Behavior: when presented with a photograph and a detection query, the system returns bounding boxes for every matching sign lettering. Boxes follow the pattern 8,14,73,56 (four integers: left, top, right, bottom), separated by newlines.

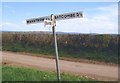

26,11,83,24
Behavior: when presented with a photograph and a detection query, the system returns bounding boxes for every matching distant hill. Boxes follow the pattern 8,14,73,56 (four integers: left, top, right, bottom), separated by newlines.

2,31,118,36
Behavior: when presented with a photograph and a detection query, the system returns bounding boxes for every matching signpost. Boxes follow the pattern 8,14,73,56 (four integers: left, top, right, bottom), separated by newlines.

26,11,82,24
26,11,83,81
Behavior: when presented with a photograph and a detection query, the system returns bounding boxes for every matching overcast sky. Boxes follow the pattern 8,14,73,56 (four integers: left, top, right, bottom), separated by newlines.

1,2,118,34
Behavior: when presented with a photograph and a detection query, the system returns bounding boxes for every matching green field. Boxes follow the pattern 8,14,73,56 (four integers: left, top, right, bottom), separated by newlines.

2,66,95,81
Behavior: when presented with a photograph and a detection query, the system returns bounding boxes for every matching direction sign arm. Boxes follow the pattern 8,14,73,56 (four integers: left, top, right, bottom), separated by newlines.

26,11,83,24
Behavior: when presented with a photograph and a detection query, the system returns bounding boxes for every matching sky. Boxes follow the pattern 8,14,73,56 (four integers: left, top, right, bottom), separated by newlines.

1,2,118,34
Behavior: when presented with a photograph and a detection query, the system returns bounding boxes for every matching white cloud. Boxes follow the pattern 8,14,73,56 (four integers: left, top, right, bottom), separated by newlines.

2,21,50,31
56,4,118,34
97,4,118,14
3,22,17,26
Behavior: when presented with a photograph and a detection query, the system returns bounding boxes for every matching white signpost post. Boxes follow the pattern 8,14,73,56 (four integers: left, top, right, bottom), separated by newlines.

26,11,83,81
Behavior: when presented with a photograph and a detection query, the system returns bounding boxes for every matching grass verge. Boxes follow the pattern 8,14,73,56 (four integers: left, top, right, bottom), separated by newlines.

2,66,95,81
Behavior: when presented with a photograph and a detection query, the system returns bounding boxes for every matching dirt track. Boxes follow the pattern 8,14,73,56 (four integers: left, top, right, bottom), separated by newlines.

2,51,118,81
